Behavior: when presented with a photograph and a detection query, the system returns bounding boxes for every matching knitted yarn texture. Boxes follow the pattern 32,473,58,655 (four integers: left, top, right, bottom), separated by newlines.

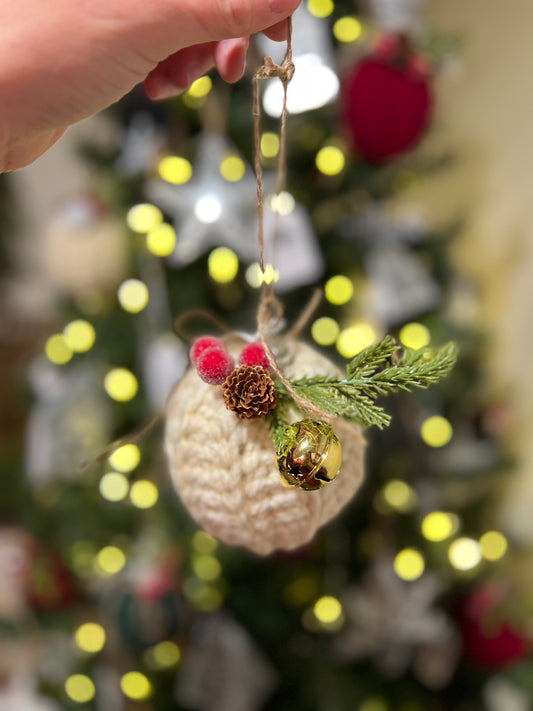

164,341,366,555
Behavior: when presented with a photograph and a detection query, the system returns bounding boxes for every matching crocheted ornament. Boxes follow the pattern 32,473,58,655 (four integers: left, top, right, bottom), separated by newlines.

164,341,366,555
222,365,277,419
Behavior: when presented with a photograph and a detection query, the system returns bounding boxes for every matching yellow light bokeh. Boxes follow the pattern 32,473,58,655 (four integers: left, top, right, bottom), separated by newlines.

192,530,218,554
382,480,417,513
479,531,508,561
108,444,140,472
145,641,181,669
219,155,245,182
186,75,212,98
45,333,73,365
130,480,159,509
261,132,280,158
394,548,425,581
65,674,95,703
307,0,334,18
313,595,342,624
127,203,163,234
325,274,353,305
96,546,126,576
208,247,239,283
333,16,363,43
399,322,431,350
193,554,222,582
99,472,129,502
184,578,224,611
421,511,457,542
75,622,106,654
63,320,96,353
120,672,153,701
336,323,376,358
311,317,340,346
270,190,295,216
360,698,389,711
448,537,481,571
316,146,345,176
146,223,176,257
104,368,138,402
69,541,97,577
158,155,192,185
421,415,453,448
283,574,319,607
118,279,149,314
245,262,279,288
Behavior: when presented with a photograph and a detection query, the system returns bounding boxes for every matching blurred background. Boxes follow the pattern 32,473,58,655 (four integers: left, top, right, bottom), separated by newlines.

2,0,533,709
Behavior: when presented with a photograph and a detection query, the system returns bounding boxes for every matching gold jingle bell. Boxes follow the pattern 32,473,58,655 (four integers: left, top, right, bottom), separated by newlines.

277,420,343,491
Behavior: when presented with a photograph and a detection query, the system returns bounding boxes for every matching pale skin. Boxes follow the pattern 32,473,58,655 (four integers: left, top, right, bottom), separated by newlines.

0,0,300,172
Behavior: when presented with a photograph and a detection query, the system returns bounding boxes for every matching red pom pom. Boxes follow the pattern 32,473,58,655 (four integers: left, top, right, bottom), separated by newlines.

189,336,223,365
239,342,270,370
342,53,432,162
196,347,235,385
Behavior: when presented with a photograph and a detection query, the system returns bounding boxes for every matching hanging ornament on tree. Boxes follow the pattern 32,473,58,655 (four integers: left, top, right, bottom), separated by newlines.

342,34,433,162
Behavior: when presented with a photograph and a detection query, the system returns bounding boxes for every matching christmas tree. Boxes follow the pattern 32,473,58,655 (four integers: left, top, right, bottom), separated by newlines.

1,2,527,710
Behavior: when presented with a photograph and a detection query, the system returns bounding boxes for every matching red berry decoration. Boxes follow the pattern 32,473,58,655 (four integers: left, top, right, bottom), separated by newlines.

196,347,235,385
189,336,224,365
239,342,270,371
342,35,433,163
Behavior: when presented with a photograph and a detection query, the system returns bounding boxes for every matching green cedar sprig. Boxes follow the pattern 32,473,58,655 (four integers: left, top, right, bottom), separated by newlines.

269,337,457,446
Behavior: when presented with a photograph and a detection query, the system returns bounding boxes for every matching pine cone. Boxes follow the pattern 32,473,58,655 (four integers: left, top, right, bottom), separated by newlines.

222,365,277,419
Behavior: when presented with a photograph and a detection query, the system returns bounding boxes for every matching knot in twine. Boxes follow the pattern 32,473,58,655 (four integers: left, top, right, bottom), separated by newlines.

254,54,295,84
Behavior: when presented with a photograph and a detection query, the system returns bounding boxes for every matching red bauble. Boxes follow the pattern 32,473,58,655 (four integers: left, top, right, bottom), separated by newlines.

239,342,270,371
458,584,531,670
342,45,432,163
26,546,78,611
196,346,235,385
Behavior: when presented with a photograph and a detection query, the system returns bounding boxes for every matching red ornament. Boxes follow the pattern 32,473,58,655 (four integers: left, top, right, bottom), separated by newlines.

26,546,78,612
342,37,433,162
189,336,224,365
196,346,235,385
239,342,270,371
458,583,531,670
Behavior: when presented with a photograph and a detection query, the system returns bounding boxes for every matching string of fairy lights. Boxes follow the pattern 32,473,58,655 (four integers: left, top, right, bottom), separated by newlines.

38,0,508,704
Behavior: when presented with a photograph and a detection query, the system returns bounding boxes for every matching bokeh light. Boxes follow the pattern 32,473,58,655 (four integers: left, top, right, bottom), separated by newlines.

65,675,95,703
193,555,222,582
186,76,212,98
316,146,345,176
421,415,453,447
313,595,343,624
324,274,353,305
394,548,425,581
130,480,159,509
479,531,508,561
333,16,363,42
382,480,417,513
127,203,163,233
193,530,218,554
99,472,129,502
104,368,138,402
399,322,431,350
219,155,245,182
108,444,140,472
120,671,153,701
261,132,280,158
311,317,340,346
448,537,482,571
307,0,334,18
208,247,239,283
194,194,222,223
336,323,376,358
421,511,458,542
74,622,106,654
145,641,181,669
146,223,176,257
118,279,149,314
96,546,126,576
270,190,296,216
63,320,96,353
158,155,192,184
45,333,73,365
360,697,389,711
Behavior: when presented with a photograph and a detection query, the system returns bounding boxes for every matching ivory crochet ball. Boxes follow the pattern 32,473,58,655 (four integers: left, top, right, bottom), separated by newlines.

164,341,366,555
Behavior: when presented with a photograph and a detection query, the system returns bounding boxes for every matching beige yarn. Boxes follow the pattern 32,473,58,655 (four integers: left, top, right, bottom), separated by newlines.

164,341,366,556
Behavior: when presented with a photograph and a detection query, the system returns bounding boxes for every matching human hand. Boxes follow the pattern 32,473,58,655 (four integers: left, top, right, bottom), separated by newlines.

0,0,300,172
